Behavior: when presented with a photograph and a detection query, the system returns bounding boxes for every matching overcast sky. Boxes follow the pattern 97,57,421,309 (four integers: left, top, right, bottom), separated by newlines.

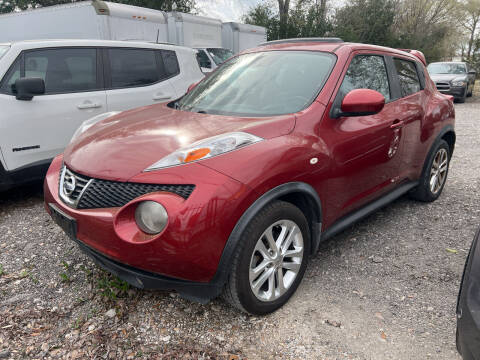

196,0,263,22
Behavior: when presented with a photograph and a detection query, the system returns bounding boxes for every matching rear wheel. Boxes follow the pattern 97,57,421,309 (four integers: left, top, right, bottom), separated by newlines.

410,140,450,202
223,201,310,315
467,83,474,97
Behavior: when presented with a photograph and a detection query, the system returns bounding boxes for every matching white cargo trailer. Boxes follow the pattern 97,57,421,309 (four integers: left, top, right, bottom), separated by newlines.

0,1,169,43
222,22,267,54
167,12,222,48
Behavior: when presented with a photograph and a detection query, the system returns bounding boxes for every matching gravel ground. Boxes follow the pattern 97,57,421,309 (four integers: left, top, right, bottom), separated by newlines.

1,96,479,359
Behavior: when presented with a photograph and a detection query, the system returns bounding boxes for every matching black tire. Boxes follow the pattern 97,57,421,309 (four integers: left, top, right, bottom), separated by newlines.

410,139,450,202
467,83,474,97
223,201,310,315
457,88,467,103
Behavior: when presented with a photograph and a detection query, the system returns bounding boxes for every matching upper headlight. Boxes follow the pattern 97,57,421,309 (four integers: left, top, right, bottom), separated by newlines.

71,111,121,143
451,78,467,87
144,132,263,172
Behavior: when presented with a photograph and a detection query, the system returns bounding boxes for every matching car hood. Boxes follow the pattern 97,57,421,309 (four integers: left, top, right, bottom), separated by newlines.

64,103,296,181
429,74,467,82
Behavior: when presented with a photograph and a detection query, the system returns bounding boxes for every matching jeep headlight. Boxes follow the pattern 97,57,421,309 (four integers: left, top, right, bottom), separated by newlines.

144,132,263,171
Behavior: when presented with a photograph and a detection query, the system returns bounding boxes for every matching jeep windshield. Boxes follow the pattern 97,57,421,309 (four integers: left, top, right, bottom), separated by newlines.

0,45,9,60
428,63,467,75
177,51,336,117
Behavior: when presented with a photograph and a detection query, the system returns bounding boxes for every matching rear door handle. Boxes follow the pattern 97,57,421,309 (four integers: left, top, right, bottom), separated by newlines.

77,102,102,110
390,120,404,129
153,94,172,101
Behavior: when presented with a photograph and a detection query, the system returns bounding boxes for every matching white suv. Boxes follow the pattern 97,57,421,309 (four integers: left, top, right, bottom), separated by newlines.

0,39,204,190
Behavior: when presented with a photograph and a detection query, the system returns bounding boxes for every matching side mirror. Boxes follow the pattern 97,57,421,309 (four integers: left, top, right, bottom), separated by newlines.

15,77,45,101
340,89,385,117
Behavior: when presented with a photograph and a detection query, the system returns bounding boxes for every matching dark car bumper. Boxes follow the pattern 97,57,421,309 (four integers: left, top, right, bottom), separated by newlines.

0,159,51,191
438,86,466,100
457,227,480,359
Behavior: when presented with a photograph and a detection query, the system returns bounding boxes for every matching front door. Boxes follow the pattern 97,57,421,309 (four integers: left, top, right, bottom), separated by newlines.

0,47,106,171
320,53,404,223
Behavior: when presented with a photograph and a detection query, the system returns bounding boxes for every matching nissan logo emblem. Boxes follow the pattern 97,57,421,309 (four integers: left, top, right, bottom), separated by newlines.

63,173,76,196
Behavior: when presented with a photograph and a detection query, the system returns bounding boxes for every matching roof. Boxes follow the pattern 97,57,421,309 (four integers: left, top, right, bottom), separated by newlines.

250,39,421,63
7,39,194,52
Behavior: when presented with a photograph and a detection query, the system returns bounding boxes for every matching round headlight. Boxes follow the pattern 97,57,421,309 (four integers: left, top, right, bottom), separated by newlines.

134,201,168,235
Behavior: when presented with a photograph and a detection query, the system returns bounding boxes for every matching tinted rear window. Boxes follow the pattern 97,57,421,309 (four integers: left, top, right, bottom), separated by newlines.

394,59,421,97
161,50,180,77
109,48,159,88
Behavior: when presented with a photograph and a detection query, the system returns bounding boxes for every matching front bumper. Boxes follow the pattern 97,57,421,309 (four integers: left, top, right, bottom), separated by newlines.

438,86,466,99
71,227,222,303
457,226,480,359
44,155,257,301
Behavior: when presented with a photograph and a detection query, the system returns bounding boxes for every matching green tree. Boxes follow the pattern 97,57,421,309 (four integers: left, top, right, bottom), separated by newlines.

332,0,396,46
243,1,280,40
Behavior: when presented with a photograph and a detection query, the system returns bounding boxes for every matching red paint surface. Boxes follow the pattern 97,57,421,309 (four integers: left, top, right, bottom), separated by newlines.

45,41,455,282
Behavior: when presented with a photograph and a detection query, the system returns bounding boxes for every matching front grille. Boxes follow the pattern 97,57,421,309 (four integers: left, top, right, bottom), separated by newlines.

59,166,195,209
435,82,450,91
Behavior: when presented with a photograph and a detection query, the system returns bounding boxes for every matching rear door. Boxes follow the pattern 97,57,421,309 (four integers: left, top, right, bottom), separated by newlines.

320,52,405,219
390,57,426,180
0,47,106,171
104,47,178,111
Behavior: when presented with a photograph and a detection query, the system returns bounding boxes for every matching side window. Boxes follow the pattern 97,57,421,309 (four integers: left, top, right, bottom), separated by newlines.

0,57,21,95
1,48,97,95
26,48,97,94
109,48,159,88
161,50,180,77
394,58,421,97
339,55,391,101
196,50,212,69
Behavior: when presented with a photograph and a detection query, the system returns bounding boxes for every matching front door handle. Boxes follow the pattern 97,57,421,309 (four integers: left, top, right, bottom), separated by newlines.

390,120,404,129
77,102,102,110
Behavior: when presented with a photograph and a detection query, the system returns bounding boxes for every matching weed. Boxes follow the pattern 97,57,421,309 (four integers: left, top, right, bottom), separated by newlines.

60,272,71,283
96,271,130,301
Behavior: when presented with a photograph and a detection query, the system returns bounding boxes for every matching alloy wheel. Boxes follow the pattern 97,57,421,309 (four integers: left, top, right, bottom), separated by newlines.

430,148,448,194
249,220,304,302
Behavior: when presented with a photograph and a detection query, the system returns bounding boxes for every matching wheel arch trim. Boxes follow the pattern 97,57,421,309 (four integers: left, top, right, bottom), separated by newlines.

422,125,455,175
209,182,322,295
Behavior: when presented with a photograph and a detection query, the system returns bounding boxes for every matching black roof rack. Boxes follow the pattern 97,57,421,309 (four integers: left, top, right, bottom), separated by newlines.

259,37,343,46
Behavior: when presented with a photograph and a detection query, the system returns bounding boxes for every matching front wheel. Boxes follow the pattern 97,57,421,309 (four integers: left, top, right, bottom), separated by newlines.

410,140,450,202
223,201,310,315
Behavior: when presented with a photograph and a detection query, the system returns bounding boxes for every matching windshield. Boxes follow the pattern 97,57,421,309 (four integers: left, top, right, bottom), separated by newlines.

0,46,9,60
427,63,466,75
177,51,336,117
207,48,234,65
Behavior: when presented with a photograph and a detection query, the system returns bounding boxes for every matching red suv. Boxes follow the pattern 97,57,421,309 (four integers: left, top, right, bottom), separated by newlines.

44,38,455,315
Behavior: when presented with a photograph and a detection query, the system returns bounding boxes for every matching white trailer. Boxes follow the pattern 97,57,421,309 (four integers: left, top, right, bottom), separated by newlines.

167,12,222,48
222,22,267,54
0,1,169,43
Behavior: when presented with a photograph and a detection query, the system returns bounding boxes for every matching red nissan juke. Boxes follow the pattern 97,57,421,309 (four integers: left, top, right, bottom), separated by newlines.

44,38,455,315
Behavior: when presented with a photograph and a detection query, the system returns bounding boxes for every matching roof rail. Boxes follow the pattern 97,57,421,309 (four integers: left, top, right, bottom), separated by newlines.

399,49,426,66
259,37,343,46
